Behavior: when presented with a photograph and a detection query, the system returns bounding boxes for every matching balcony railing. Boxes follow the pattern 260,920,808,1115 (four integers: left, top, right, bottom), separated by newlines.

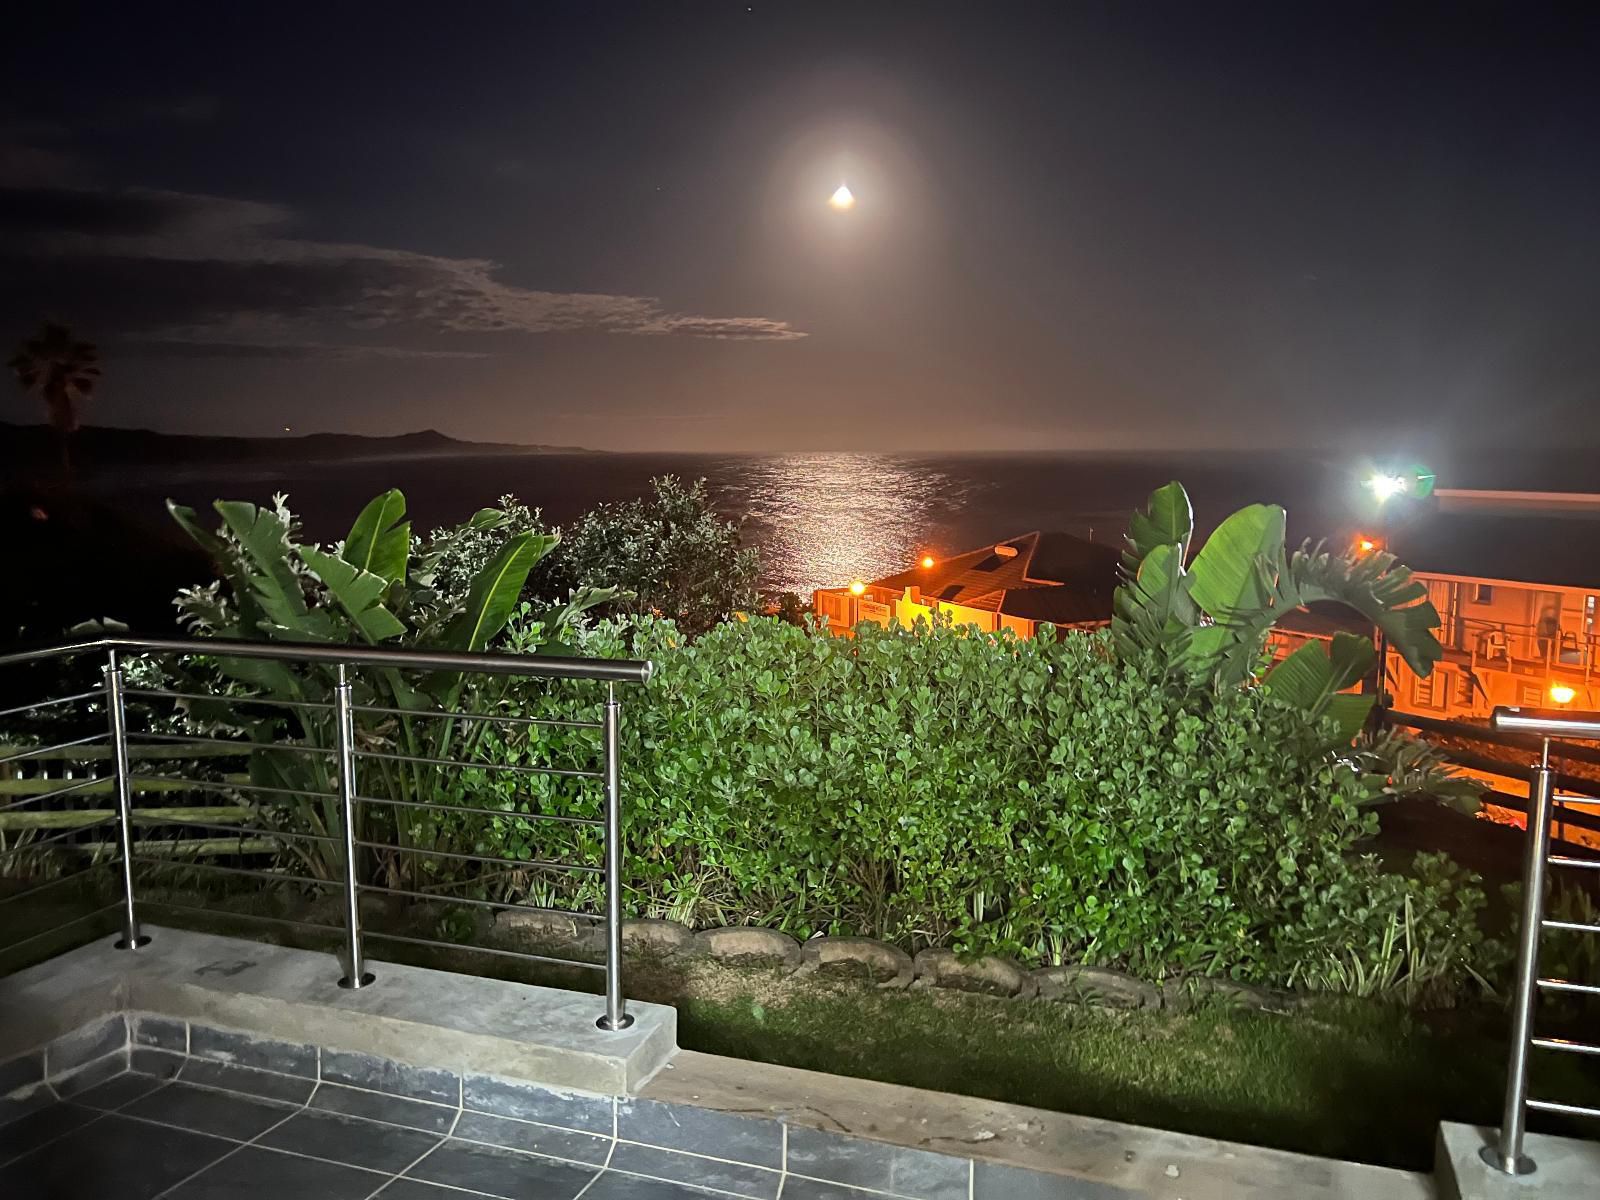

1483,705,1600,1177
0,636,652,1031
1448,616,1599,678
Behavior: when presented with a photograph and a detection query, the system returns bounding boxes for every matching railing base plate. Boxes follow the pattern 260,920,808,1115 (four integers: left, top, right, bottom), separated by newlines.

1477,1144,1536,1175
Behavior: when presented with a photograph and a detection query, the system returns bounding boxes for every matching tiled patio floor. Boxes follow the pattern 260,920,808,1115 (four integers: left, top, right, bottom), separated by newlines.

0,1067,780,1200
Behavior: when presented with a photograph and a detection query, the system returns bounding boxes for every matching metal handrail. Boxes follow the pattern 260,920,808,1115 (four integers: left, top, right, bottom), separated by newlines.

0,635,653,683
0,635,650,1032
1482,705,1600,1176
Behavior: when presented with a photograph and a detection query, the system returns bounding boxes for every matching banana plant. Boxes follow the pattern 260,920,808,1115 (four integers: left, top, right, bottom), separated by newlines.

1113,481,1444,745
163,489,614,882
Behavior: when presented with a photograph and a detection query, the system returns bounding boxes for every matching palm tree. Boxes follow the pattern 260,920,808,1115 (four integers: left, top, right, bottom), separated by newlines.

9,322,101,472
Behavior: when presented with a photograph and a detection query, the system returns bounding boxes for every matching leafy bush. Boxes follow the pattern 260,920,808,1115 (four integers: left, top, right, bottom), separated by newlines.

532,476,759,635
470,614,1493,996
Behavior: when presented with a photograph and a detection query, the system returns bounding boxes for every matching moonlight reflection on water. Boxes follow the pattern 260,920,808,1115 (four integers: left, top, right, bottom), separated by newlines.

728,454,984,596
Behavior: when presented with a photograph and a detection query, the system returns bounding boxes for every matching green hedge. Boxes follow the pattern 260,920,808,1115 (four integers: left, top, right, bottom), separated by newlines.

459,615,1491,996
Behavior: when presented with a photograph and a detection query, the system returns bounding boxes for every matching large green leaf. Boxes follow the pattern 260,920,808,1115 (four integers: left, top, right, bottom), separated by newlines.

341,489,410,585
1122,481,1194,574
1263,633,1376,745
437,531,556,652
213,499,333,640
1281,543,1443,677
298,547,408,644
1264,632,1373,706
1186,503,1286,624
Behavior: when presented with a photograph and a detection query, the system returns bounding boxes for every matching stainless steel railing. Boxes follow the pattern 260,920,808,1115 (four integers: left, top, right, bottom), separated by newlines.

1483,705,1600,1176
0,636,651,1031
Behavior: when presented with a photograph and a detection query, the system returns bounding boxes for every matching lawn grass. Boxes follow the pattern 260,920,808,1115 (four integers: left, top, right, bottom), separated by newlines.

669,974,1509,1170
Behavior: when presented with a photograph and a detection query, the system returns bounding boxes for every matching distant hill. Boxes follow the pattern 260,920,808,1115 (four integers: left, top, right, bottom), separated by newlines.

0,423,597,469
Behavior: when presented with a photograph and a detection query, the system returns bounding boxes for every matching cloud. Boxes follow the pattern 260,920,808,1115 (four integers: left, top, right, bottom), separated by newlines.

0,175,805,356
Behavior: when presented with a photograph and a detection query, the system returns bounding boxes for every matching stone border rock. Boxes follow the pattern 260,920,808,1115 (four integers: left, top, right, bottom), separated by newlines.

693,926,802,969
483,912,1302,1014
621,918,696,957
1033,965,1160,1010
796,936,914,990
912,948,1038,998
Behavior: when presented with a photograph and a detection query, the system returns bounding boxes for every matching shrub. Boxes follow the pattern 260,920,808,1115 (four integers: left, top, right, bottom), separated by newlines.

468,614,1492,996
531,476,759,635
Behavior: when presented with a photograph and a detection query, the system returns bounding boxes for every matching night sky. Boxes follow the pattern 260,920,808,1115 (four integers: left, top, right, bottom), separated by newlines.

2,2,1597,452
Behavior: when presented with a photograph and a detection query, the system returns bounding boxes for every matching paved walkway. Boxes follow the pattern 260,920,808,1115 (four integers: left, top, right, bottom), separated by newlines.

3,1067,760,1200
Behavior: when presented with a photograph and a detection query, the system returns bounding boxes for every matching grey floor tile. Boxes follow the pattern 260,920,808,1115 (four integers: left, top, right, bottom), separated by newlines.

258,1109,445,1173
0,1102,100,1165
178,1058,317,1104
53,1051,127,1098
129,1047,187,1079
123,1081,298,1141
165,1143,387,1199
772,1179,879,1200
189,1025,318,1078
322,1050,459,1106
617,1098,781,1169
0,1049,44,1095
610,1141,782,1199
581,1172,730,1199
0,1085,56,1134
67,1070,168,1111
0,1111,231,1199
45,1015,126,1076
374,1181,481,1200
310,1082,459,1133
131,1015,187,1052
407,1138,597,1198
973,1161,1140,1199
786,1125,969,1200
453,1109,611,1165
463,1074,612,1133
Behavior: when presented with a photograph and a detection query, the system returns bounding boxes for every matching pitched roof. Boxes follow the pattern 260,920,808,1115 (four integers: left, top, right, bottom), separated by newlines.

870,531,1118,625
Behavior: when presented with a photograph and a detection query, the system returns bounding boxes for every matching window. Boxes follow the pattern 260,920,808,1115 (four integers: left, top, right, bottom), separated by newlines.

938,584,963,601
1471,583,1494,604
1413,673,1442,710
970,554,1004,572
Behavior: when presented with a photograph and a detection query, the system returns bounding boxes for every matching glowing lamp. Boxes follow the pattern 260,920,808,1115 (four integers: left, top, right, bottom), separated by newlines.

829,184,855,210
1356,537,1377,554
921,555,935,569
849,581,866,596
1366,473,1408,502
1550,683,1577,705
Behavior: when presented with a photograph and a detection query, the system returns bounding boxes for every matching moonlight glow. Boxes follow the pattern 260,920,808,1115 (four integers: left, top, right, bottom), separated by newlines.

829,184,856,210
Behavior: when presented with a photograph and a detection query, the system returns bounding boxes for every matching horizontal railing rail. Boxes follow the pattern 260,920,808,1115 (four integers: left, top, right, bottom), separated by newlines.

0,635,651,1032
0,635,653,683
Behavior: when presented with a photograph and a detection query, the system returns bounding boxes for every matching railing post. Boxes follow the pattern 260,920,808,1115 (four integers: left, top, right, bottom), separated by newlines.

334,664,372,989
597,682,632,1030
104,650,150,950
1482,736,1555,1176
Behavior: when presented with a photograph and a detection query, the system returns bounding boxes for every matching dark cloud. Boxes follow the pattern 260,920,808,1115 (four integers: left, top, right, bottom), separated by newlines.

0,176,805,357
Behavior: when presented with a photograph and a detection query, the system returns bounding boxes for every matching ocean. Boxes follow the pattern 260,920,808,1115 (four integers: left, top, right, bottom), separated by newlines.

76,447,1500,598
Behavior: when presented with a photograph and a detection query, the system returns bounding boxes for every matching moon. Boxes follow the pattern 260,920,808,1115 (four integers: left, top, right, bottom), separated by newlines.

828,183,855,210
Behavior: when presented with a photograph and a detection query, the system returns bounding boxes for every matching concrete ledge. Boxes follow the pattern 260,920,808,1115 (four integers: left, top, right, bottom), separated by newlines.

644,1049,1437,1200
1436,1122,1600,1199
0,926,676,1095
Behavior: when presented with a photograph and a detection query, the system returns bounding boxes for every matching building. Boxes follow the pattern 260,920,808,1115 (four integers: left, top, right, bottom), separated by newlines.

1384,491,1600,719
813,530,1118,638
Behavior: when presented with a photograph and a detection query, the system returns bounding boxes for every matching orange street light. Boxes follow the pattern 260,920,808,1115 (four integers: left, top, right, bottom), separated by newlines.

920,555,936,569
849,581,866,596
1550,683,1577,705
